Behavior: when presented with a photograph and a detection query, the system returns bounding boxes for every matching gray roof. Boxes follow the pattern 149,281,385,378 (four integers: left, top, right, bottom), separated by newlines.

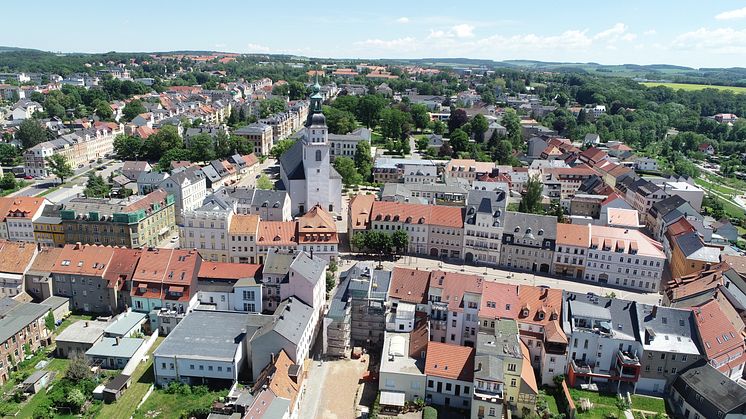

327,277,352,321
0,301,49,343
263,249,297,276
675,232,721,262
137,171,169,186
632,304,700,354
263,395,291,418
23,370,51,385
220,187,288,208
279,140,305,180
40,296,69,311
503,211,557,240
380,183,411,198
104,311,147,337
85,337,144,359
194,194,233,212
234,122,271,135
673,361,746,417
257,298,313,346
289,252,327,286
155,310,269,361
56,319,111,344
474,354,504,381
563,292,637,341
200,165,221,183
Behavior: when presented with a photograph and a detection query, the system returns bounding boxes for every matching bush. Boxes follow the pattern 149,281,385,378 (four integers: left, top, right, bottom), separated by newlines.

423,406,438,419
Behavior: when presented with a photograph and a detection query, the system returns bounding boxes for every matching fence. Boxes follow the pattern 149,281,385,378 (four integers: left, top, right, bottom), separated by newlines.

122,330,159,376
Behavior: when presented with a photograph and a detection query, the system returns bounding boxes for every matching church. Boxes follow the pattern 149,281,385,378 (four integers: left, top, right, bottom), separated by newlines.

279,82,342,216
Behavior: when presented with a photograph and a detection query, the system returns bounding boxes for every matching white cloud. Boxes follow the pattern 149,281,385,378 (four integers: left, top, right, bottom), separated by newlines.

673,27,746,53
643,29,657,36
428,24,475,39
593,23,636,43
715,7,746,20
355,37,419,52
396,17,410,24
246,43,270,53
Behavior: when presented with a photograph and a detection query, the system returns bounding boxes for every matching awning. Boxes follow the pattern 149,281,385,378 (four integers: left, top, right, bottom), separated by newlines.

379,391,406,407
137,283,147,290
169,286,184,293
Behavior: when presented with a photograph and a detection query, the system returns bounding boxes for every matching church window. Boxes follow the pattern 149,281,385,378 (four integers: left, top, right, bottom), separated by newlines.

315,150,322,161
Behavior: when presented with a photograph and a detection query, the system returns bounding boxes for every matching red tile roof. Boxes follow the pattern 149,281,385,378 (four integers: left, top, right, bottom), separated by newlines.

425,341,475,382
198,261,261,280
103,248,141,289
349,194,376,230
518,285,564,331
370,201,463,228
52,244,115,277
479,282,520,319
693,299,746,371
124,189,169,213
257,221,298,246
428,270,483,312
0,240,36,274
389,267,430,304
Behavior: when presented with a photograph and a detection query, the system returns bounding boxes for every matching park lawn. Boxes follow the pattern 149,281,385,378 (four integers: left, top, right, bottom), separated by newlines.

721,198,746,219
0,180,31,197
132,387,228,419
576,405,620,418
631,394,666,413
98,336,164,419
696,177,739,197
14,358,70,418
568,388,619,407
640,82,746,93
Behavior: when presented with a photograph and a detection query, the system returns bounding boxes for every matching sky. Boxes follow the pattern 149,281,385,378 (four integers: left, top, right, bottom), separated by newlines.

4,1,746,68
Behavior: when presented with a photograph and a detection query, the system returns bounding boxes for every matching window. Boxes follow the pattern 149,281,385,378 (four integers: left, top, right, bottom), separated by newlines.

315,150,322,161
428,380,434,388
190,364,194,370
510,378,517,387
445,383,452,391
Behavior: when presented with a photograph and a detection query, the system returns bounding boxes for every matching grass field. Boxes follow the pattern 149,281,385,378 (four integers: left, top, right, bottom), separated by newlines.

98,336,164,419
641,82,746,93
631,394,666,413
133,386,227,419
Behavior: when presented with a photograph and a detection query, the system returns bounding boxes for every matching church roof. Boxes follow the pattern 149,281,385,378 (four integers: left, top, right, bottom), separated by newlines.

279,140,305,181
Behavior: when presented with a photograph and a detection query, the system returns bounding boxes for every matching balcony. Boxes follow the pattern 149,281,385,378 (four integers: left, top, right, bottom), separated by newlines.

616,349,640,366
473,387,504,403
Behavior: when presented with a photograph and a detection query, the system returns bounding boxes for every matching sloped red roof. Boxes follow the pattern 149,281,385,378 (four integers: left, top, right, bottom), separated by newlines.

425,341,475,382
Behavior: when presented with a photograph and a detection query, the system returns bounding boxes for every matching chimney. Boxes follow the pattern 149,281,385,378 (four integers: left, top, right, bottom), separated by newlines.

74,242,82,250
115,337,121,345
270,352,275,364
84,321,89,327
310,248,313,259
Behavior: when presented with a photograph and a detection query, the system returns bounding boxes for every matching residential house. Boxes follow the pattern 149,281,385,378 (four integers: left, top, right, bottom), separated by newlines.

669,361,746,419
250,297,316,381
691,299,746,381
196,261,262,312
153,310,256,387
425,341,475,409
379,330,427,406
343,262,391,349
347,194,375,251
180,195,234,262
427,271,483,347
130,248,202,335
518,286,567,386
121,161,152,182
499,212,557,274
85,337,145,369
296,205,339,262
218,188,292,221
234,123,274,156
633,304,702,394
228,214,260,264
24,247,63,302
0,240,37,298
463,189,507,266
0,299,53,384
157,167,206,224
50,244,119,314
563,292,643,392
0,197,48,243
670,232,721,279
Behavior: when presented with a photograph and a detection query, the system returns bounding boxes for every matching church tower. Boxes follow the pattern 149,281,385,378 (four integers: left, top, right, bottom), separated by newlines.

302,80,334,212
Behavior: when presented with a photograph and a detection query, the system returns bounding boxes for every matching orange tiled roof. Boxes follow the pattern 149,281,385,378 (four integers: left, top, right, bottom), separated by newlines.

556,223,591,247
429,270,483,312
28,247,63,273
103,248,140,289
389,267,430,304
266,350,301,408
425,341,475,382
479,282,520,319
257,221,297,246
198,261,261,280
349,194,375,229
693,299,746,364
0,240,36,274
52,244,115,277
518,285,564,329
229,214,260,235
1,197,46,220
124,189,169,214
370,201,463,228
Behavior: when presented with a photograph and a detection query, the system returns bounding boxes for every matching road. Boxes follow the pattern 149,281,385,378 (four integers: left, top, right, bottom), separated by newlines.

9,159,121,198
338,253,663,305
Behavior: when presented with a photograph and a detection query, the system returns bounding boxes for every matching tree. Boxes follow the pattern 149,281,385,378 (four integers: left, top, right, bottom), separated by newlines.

66,354,92,381
331,95,359,115
518,175,543,214
144,125,183,160
122,99,146,121
259,98,286,118
0,173,16,190
502,109,523,149
392,230,409,255
157,148,190,171
431,120,446,135
438,141,454,158
553,203,565,223
0,144,19,166
354,141,373,181
449,129,469,153
92,99,113,120
323,106,356,134
416,136,430,151
448,109,468,133
113,135,143,160
495,140,513,164
576,108,588,125
270,138,295,159
272,83,290,97
188,133,216,162
380,108,412,140
256,173,274,190
66,388,86,412
46,154,73,184
288,81,308,100
410,104,430,131
84,174,111,198
357,95,388,128
333,157,362,186
45,311,56,331
325,271,336,294
16,119,48,149
471,114,489,142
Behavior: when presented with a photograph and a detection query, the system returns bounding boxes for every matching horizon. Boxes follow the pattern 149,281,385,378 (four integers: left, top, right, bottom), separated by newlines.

3,0,746,68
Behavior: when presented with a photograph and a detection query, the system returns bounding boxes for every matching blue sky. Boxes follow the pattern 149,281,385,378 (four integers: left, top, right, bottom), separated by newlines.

4,1,746,68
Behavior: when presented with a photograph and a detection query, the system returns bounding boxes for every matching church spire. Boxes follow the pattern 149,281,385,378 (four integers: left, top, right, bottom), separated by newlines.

307,71,324,126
